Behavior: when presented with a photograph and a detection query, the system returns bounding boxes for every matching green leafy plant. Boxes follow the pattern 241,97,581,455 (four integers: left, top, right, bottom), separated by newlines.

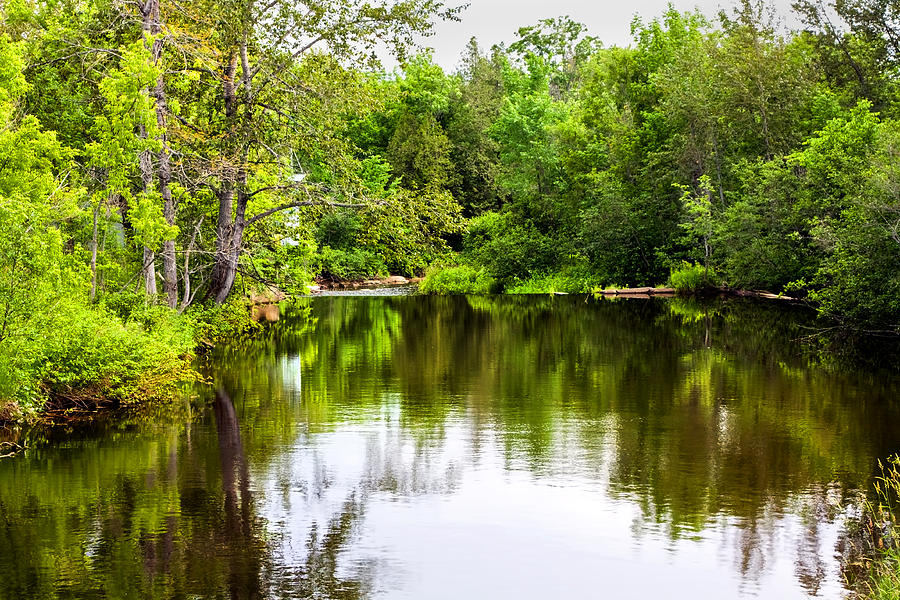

667,261,719,294
315,246,388,281
855,456,900,600
419,264,495,295
506,262,601,294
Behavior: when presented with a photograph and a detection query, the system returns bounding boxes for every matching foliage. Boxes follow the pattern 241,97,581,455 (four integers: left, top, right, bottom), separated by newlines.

667,261,719,294
7,0,900,417
856,456,900,600
315,209,363,251
506,261,601,294
183,299,261,346
37,303,195,403
0,0,466,417
419,263,495,295
316,246,388,281
463,211,563,287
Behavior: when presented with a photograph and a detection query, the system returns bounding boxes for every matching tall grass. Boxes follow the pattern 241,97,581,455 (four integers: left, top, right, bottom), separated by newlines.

667,261,719,294
419,264,495,295
852,456,900,600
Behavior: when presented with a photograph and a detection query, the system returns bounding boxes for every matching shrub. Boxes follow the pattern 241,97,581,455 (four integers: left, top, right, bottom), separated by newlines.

0,299,197,415
667,261,719,294
99,289,148,322
0,295,260,419
464,212,562,285
419,264,495,295
506,263,602,294
183,298,260,346
315,209,361,251
315,246,388,281
38,304,194,404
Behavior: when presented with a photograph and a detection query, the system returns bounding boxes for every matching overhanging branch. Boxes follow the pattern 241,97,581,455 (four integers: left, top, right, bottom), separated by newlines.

247,199,378,226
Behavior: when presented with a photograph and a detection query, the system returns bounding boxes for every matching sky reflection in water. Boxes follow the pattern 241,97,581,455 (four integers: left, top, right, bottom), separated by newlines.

1,295,899,599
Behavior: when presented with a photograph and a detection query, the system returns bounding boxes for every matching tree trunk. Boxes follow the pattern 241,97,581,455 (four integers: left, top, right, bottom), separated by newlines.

208,54,246,304
143,246,158,295
158,103,177,307
90,201,100,302
154,66,177,307
138,125,159,297
141,0,178,308
179,216,203,312
209,188,248,305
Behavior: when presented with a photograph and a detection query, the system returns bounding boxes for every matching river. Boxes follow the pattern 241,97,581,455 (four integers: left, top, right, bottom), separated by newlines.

1,294,898,599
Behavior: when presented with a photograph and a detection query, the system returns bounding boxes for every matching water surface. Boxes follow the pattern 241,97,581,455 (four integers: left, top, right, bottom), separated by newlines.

2,295,899,599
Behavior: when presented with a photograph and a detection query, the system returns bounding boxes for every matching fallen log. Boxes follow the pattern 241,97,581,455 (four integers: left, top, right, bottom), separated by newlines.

595,286,796,301
597,287,676,296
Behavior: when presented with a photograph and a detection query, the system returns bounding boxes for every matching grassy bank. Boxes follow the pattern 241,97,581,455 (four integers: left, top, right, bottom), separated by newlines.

0,295,259,423
849,456,900,600
863,557,900,600
418,260,721,297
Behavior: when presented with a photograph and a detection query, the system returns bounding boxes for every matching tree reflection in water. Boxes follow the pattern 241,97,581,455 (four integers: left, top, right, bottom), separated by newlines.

212,387,376,600
0,295,899,599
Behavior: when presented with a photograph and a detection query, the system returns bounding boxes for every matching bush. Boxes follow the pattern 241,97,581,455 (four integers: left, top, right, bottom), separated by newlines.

419,264,495,295
315,209,361,251
98,289,148,322
464,212,563,285
38,304,194,403
667,261,719,294
183,298,261,346
315,246,388,281
0,299,197,416
356,187,464,276
806,209,900,329
506,263,602,294
0,294,260,420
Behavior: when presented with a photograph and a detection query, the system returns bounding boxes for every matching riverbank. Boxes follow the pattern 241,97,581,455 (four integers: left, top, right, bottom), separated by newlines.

845,456,900,600
311,275,424,292
593,286,797,300
0,297,261,426
2,294,898,598
0,278,428,426
416,263,803,302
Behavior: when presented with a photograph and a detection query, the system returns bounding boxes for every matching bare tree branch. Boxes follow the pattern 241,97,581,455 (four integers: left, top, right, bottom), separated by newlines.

247,199,377,226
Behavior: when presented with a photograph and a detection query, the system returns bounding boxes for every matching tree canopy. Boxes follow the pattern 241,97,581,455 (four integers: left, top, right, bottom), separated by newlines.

4,0,900,414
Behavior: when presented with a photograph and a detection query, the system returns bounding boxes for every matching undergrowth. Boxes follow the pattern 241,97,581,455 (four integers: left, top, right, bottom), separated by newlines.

0,294,258,422
419,264,495,295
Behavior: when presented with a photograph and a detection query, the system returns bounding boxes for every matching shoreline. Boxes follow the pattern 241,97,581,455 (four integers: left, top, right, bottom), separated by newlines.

593,286,797,301
309,275,424,293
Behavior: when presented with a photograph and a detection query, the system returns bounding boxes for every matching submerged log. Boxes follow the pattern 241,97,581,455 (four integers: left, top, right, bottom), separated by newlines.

597,287,676,296
730,289,797,301
596,286,796,301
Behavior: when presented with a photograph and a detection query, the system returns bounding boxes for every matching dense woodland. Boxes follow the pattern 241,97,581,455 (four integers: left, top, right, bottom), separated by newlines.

2,0,900,414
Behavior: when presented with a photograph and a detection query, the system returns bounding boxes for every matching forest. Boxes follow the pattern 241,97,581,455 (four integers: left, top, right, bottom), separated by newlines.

2,0,900,416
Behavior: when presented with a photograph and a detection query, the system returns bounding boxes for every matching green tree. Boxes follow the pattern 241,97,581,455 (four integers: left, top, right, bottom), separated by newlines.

445,39,507,215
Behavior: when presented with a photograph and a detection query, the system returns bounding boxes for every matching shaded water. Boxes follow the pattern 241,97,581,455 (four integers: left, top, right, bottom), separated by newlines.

1,295,900,599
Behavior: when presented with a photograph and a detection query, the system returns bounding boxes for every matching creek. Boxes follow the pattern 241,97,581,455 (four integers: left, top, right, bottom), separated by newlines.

1,294,899,599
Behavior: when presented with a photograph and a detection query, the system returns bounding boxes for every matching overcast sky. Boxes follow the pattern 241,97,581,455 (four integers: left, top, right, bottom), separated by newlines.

418,0,798,71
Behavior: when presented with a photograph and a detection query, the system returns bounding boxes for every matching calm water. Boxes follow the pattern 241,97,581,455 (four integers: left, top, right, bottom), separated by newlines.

2,295,900,599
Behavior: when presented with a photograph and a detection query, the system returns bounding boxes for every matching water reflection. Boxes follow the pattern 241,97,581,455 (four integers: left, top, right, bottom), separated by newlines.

0,295,899,599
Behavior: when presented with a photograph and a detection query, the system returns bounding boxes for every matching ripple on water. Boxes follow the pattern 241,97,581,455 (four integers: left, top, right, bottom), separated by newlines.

2,294,899,600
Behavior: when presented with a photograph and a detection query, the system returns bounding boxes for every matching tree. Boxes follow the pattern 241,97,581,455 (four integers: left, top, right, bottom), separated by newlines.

0,31,83,399
678,175,716,279
509,16,599,98
385,54,457,191
446,39,507,215
138,0,178,307
86,37,174,299
163,0,464,304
